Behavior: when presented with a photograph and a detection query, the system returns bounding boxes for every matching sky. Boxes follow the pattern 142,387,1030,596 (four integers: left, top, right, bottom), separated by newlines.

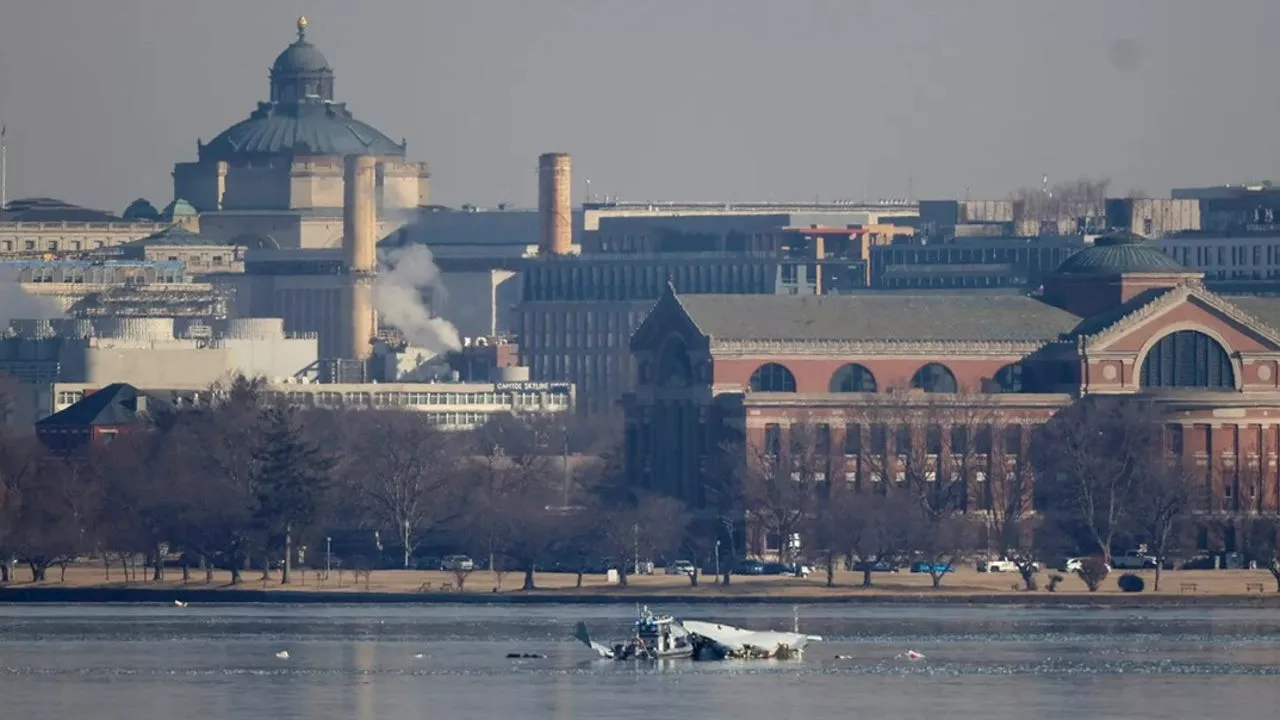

1,0,1279,215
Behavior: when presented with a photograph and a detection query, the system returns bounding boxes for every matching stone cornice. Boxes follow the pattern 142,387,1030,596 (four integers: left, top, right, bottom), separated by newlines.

709,338,1068,357
1083,282,1280,350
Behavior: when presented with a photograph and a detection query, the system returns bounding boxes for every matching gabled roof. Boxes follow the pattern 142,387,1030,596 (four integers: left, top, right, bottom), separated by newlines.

673,292,1083,344
36,383,174,428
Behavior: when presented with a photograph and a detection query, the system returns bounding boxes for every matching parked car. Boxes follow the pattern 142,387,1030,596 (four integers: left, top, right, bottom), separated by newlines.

852,559,900,573
910,561,955,574
978,557,1039,573
1111,550,1158,570
665,560,696,576
1059,557,1112,573
440,554,474,571
734,560,766,575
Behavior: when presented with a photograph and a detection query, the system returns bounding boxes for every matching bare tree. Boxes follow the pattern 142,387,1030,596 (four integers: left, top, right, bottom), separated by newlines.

596,491,687,587
347,410,460,569
1128,452,1195,591
987,424,1041,589
1034,397,1154,564
1239,516,1280,591
852,393,989,588
847,493,915,588
740,418,831,565
1011,177,1110,225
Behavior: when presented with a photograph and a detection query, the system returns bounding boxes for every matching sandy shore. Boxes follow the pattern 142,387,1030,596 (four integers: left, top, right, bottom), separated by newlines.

0,564,1275,605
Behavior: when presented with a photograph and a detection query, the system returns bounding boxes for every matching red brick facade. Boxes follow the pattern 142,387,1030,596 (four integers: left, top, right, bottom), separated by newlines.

623,271,1280,521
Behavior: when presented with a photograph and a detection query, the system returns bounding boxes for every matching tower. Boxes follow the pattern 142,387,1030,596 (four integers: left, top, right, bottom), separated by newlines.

538,153,573,256
341,154,378,361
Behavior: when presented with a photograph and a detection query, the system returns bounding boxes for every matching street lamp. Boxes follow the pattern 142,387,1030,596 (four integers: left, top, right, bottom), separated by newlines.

714,540,721,578
325,536,332,579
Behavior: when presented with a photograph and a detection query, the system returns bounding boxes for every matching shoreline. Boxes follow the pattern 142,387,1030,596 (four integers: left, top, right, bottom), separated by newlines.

2,585,1278,608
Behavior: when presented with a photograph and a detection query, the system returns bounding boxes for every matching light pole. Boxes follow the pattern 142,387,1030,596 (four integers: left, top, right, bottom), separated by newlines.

714,540,721,579
325,536,332,579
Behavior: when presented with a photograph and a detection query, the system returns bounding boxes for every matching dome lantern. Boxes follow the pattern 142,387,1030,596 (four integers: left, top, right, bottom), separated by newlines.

270,17,334,103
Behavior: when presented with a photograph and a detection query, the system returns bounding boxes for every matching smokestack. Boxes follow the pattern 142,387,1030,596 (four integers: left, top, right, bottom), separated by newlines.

538,153,572,256
342,155,378,361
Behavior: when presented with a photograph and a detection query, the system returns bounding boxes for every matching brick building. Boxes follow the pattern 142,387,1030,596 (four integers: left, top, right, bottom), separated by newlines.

624,233,1280,537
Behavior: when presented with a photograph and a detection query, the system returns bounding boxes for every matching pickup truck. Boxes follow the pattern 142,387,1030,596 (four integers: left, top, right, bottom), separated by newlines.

1111,550,1158,570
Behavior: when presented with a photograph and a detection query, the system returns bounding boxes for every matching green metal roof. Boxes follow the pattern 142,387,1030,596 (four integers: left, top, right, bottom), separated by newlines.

1055,232,1189,275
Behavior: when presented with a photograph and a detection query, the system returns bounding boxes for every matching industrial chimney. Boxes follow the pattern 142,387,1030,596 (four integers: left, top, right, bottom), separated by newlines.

341,154,378,361
538,153,572,256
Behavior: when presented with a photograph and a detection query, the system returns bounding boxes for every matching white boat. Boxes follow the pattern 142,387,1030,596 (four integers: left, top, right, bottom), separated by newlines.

575,606,694,660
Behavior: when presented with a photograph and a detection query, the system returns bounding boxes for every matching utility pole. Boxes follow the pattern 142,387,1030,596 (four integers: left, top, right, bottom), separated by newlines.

1,124,7,211
325,536,332,579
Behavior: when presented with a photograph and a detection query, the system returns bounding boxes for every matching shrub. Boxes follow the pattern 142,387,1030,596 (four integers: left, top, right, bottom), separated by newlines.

1047,574,1065,592
1117,573,1145,593
1075,556,1110,592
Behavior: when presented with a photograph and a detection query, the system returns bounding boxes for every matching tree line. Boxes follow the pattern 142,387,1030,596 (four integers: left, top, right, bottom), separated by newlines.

1,380,1278,593
0,377,692,590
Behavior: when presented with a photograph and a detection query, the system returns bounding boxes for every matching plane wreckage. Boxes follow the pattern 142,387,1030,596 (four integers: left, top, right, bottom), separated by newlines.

574,606,822,661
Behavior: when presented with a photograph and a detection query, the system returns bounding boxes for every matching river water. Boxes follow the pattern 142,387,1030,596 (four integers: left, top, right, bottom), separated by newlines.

1,603,1277,719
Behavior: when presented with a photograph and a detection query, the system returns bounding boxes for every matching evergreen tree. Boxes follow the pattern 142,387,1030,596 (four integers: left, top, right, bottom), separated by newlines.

252,405,334,584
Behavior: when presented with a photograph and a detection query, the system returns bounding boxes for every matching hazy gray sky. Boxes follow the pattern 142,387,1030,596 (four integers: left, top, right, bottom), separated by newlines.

1,0,1279,214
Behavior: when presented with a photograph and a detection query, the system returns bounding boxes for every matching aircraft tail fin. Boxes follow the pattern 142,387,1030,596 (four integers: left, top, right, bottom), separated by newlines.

574,621,614,659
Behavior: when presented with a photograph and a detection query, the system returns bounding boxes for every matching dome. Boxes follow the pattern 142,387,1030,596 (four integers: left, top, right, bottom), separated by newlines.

272,42,329,76
195,18,405,161
1055,232,1190,276
199,102,406,161
122,198,160,221
272,16,329,74
161,198,198,219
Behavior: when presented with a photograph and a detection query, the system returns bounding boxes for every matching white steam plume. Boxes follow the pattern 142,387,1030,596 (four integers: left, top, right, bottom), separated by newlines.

0,266,64,329
373,245,461,353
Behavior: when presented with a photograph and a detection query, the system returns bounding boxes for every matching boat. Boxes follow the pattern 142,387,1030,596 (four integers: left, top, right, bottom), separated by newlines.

575,606,821,661
575,606,695,660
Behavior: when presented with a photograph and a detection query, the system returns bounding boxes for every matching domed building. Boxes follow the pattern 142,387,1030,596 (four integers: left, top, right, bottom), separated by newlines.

172,17,430,249
624,234,1280,548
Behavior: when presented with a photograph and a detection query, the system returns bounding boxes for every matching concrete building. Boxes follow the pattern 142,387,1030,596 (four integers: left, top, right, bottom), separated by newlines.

869,236,1088,290
1,197,169,256
624,233,1280,534
1172,183,1280,233
50,378,573,432
5,316,317,421
172,17,430,249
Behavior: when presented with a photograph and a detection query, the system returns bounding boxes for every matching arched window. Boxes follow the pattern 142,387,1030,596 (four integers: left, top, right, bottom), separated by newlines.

994,363,1023,393
830,363,878,393
749,362,797,392
1139,330,1235,389
910,363,958,393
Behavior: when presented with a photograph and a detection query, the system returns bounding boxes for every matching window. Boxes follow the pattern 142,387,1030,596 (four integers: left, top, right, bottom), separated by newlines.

910,363,958,393
844,424,862,455
764,424,782,458
749,363,797,392
1168,425,1184,455
830,363,877,393
1139,330,1234,389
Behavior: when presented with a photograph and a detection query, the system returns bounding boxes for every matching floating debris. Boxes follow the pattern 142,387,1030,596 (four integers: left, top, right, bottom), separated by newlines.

506,652,546,659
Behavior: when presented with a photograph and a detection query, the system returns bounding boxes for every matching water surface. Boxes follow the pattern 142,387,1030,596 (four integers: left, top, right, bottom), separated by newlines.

1,603,1277,719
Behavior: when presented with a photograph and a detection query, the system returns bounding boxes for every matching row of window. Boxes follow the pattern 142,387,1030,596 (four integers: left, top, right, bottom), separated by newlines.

1,238,110,252
745,330,1234,394
749,361,971,394
763,422,1019,457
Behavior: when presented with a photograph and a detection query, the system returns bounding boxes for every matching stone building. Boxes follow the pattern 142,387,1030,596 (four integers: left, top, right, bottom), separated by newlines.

624,233,1280,538
172,17,430,248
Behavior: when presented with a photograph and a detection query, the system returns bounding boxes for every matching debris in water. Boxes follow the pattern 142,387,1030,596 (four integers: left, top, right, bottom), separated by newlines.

506,652,546,659
275,650,290,660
